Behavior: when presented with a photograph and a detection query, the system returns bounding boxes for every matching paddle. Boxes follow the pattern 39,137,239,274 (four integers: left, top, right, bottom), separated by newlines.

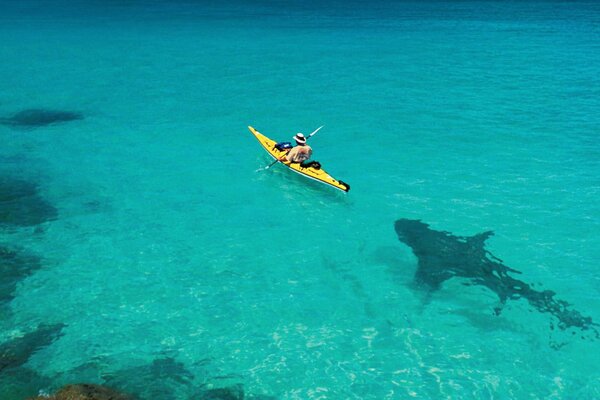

263,125,324,170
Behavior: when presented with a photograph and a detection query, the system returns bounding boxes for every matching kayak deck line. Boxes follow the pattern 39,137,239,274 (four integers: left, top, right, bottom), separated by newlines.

249,126,350,192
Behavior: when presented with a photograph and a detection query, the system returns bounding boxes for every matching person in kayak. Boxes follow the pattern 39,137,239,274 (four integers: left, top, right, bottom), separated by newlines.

281,133,312,163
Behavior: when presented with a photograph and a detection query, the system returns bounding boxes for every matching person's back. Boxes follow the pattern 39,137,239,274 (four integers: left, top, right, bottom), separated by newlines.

284,133,312,163
286,143,312,163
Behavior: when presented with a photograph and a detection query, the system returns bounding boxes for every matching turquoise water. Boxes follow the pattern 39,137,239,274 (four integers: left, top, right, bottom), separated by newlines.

1,1,599,398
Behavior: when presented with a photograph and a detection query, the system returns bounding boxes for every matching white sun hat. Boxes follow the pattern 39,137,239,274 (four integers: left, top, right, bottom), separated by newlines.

293,133,306,144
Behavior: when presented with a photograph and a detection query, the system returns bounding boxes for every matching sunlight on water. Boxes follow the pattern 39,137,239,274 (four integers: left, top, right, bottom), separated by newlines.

1,1,599,399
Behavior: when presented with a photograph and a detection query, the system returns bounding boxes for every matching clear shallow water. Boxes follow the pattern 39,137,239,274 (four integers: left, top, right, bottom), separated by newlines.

1,1,599,399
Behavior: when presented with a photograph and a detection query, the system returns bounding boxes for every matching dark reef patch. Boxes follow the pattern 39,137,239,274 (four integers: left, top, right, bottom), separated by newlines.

0,176,57,227
197,384,277,400
0,323,65,373
0,367,52,400
0,245,43,304
199,385,245,400
0,109,82,128
95,357,275,400
394,218,599,339
101,357,195,400
28,383,132,400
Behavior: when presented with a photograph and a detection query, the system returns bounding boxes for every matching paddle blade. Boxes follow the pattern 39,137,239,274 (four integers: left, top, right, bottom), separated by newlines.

308,125,324,138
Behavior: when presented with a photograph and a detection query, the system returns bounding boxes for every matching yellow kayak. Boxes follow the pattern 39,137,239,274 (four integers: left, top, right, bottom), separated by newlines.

249,126,350,192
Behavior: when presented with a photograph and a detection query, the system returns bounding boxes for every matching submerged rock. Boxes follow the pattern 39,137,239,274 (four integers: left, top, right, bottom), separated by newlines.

27,384,132,400
0,177,57,227
199,385,244,400
0,245,43,304
0,367,52,400
0,323,64,373
102,357,194,400
0,109,82,127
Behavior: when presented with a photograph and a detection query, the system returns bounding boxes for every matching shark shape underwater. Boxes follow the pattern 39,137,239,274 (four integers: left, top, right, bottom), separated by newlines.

394,219,598,338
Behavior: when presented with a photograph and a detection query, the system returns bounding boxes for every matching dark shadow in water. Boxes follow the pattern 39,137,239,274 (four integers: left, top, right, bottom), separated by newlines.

197,385,245,400
99,356,276,400
0,367,53,400
0,323,65,373
0,176,57,227
101,357,195,400
0,109,82,128
196,384,275,400
0,245,43,305
36,384,133,400
394,219,599,340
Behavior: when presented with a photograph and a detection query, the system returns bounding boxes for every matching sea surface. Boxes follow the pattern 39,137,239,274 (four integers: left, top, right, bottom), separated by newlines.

1,1,599,399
